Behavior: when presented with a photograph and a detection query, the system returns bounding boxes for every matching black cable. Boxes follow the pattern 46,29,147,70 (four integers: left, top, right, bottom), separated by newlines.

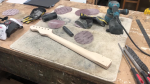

0,17,8,21
95,0,97,5
116,16,150,56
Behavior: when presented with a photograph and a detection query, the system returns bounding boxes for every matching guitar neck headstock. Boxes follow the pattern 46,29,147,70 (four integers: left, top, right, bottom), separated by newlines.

30,25,52,36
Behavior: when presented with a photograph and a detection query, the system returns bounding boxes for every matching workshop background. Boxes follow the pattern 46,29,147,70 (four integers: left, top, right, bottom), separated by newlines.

64,0,150,12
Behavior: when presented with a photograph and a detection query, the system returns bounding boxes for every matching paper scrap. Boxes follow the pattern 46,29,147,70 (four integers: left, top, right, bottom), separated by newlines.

70,0,86,3
6,0,27,4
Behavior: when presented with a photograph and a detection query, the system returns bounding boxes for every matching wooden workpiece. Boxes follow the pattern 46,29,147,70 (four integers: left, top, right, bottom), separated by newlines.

0,0,150,84
30,25,112,69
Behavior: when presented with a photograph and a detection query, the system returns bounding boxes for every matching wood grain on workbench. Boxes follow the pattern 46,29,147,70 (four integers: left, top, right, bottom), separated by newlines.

0,1,150,84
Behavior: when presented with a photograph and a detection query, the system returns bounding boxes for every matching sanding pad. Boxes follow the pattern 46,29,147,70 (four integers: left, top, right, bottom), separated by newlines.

88,9,99,15
2,9,19,16
75,9,99,16
48,20,65,29
74,31,93,44
74,23,81,28
75,9,90,16
54,6,72,14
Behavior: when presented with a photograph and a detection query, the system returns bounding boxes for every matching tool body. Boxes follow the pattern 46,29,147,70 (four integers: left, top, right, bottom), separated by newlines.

42,12,57,22
80,13,107,27
104,1,129,35
0,24,7,40
105,1,129,23
118,44,144,84
5,18,23,37
124,46,150,84
0,18,23,40
22,7,46,24
104,2,150,56
144,8,150,15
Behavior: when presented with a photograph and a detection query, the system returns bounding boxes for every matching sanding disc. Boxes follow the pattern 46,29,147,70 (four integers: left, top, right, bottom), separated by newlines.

54,6,72,14
48,20,65,29
88,9,99,15
74,23,81,28
74,31,93,44
75,9,90,16
2,9,19,16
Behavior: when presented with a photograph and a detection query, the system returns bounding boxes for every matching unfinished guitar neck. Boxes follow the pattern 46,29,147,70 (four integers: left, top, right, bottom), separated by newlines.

30,25,112,69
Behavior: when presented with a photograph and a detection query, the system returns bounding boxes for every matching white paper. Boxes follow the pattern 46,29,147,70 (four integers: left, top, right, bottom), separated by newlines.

6,0,27,4
70,0,86,3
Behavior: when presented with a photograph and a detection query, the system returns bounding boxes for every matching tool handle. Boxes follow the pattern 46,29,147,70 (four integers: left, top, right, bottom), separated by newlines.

131,68,144,84
140,71,150,84
63,26,74,37
119,9,129,15
42,12,57,22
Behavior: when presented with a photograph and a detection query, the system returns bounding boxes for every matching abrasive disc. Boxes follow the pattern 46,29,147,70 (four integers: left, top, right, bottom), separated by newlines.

74,31,93,44
75,9,90,16
88,9,99,15
2,9,19,16
48,20,65,29
54,6,72,14
74,23,81,28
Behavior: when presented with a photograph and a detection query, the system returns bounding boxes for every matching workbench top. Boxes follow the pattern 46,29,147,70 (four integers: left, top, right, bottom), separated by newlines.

0,1,150,84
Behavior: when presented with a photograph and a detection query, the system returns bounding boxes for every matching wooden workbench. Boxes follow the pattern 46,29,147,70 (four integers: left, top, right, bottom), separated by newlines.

0,0,150,84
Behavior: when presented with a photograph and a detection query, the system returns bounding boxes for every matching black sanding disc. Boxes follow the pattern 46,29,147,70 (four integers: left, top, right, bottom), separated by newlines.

88,9,99,15
75,9,90,16
48,20,65,29
54,6,72,14
74,31,93,44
